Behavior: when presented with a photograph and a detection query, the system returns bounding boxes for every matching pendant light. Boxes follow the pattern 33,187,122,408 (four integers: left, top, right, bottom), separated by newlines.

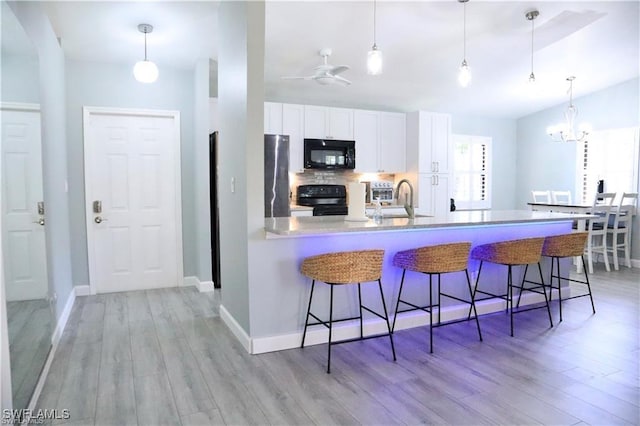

133,23,159,83
458,0,471,87
547,76,591,143
367,0,382,75
526,10,539,83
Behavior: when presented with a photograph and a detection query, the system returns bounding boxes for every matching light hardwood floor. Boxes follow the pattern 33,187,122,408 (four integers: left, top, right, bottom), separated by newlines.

8,299,52,411
35,265,639,425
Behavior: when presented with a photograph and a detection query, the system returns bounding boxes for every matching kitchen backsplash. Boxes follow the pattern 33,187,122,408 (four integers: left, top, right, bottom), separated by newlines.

291,171,395,199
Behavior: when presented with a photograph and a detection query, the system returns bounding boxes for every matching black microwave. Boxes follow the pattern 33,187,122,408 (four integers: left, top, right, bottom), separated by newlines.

304,139,356,170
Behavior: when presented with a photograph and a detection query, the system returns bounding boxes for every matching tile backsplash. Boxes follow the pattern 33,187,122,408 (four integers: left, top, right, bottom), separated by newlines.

290,170,395,199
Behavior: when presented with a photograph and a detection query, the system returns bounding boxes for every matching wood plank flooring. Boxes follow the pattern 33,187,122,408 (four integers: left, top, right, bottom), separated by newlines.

35,266,639,425
7,298,53,411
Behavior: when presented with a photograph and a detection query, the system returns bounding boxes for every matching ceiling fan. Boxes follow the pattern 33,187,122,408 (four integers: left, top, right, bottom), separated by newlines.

282,48,351,86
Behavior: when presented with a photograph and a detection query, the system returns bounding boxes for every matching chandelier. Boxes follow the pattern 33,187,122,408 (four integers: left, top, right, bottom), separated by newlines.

547,76,590,142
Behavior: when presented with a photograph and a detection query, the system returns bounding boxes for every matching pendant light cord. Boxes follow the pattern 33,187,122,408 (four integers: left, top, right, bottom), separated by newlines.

462,1,467,60
373,0,377,47
530,17,534,74
144,30,148,61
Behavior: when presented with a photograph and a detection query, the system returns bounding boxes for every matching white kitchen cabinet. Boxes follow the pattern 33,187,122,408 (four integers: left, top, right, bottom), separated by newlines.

354,110,406,173
304,105,354,140
353,110,379,172
282,103,305,173
407,111,451,174
379,112,406,172
264,102,283,134
418,173,452,217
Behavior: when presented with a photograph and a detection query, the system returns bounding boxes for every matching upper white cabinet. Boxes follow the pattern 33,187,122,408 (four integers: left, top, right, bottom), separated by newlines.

264,102,283,134
304,106,354,140
380,112,406,173
353,110,379,172
354,110,406,173
282,103,305,173
406,111,452,174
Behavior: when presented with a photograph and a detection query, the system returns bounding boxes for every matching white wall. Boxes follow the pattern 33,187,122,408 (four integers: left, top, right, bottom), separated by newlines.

193,58,212,284
516,78,640,260
64,59,197,286
1,54,39,103
217,1,265,334
10,0,73,328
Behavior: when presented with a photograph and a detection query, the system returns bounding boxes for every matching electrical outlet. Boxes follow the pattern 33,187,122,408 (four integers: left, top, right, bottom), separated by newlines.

231,177,236,193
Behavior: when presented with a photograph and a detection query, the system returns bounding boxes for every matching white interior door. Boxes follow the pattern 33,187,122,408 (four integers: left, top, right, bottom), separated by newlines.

1,104,48,301
84,107,183,294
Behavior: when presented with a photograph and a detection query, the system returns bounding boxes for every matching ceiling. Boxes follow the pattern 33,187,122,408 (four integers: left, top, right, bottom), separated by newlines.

13,1,640,119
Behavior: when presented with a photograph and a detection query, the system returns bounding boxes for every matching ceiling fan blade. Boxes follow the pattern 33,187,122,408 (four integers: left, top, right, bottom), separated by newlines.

330,65,350,75
333,75,352,86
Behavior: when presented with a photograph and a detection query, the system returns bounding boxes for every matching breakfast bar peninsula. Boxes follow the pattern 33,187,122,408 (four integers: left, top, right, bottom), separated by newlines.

231,210,589,354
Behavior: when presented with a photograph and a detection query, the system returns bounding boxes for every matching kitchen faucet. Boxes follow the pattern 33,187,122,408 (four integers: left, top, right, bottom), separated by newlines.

395,179,415,218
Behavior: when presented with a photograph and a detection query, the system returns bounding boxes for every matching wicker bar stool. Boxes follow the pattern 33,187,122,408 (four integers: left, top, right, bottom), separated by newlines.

469,237,553,336
391,242,482,353
300,249,396,373
538,232,594,322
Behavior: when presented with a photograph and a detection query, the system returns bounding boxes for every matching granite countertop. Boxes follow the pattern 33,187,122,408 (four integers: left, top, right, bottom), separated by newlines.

265,209,592,238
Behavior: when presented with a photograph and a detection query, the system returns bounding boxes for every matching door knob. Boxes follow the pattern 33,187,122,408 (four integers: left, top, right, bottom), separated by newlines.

33,217,45,226
94,216,108,224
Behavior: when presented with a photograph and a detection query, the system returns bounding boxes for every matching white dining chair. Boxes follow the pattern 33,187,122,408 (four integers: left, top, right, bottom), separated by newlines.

586,204,611,274
551,190,572,205
607,192,638,269
531,190,551,203
593,192,616,207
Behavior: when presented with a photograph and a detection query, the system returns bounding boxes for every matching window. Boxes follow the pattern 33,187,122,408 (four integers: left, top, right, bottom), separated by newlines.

453,134,492,210
575,127,639,204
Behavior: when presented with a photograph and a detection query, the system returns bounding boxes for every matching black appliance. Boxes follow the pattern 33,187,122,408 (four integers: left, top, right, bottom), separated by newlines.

264,134,290,217
297,184,348,216
209,132,221,288
304,139,356,170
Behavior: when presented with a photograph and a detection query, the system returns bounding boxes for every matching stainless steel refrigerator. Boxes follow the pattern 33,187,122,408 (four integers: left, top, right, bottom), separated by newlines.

264,134,291,217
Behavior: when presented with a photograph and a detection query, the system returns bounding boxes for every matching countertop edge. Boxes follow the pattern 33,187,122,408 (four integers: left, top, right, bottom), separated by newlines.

265,210,593,239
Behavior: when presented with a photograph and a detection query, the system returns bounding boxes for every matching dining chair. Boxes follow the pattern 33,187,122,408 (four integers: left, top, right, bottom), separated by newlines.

585,204,611,274
531,190,551,203
607,192,638,270
592,192,616,207
551,190,572,205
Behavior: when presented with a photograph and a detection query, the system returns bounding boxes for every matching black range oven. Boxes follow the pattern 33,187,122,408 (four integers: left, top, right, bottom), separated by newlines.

297,184,348,216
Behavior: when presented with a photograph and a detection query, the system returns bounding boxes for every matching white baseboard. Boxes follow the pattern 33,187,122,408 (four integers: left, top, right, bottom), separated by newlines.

220,305,252,354
183,276,199,288
250,289,556,354
29,284,86,411
74,285,91,297
183,276,215,292
51,287,77,346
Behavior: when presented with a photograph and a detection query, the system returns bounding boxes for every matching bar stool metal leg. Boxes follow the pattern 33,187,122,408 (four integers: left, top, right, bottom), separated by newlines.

376,279,396,361
391,270,407,332
301,280,316,348
538,262,553,327
327,284,334,374
465,269,483,342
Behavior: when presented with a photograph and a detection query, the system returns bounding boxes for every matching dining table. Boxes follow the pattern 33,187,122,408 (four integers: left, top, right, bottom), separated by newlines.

527,202,593,231
528,202,594,272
